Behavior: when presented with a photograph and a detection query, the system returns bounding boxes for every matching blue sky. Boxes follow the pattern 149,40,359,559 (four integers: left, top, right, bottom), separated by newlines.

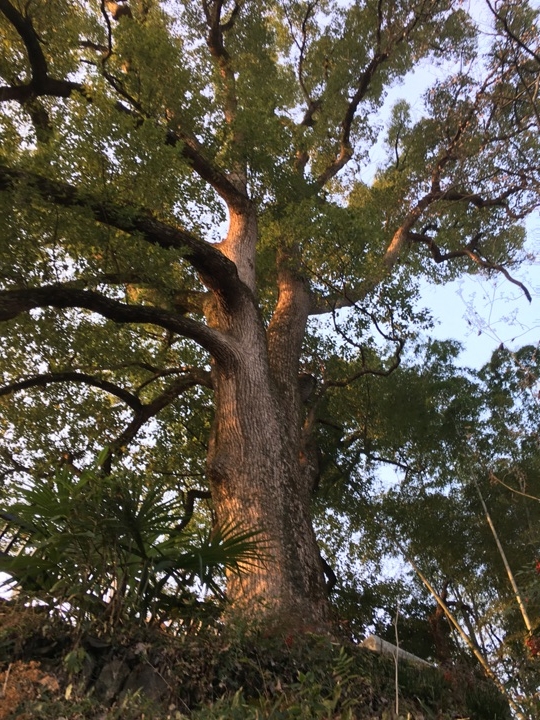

362,0,540,370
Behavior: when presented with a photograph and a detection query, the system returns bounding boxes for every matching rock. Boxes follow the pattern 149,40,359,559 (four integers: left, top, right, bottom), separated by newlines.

94,658,130,703
120,664,169,703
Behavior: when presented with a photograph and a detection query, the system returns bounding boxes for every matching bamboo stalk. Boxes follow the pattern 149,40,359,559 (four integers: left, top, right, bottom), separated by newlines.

401,548,525,720
475,481,533,634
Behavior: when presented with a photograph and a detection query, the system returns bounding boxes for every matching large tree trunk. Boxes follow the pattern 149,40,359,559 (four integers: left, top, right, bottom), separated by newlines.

205,205,330,629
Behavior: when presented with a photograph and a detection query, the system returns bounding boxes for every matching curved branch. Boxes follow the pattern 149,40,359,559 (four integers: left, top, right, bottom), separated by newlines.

315,0,435,188
0,284,237,363
136,366,212,393
175,489,212,533
489,470,540,503
408,231,532,302
315,52,387,187
109,372,210,458
325,338,404,389
0,0,48,81
0,163,248,305
0,372,142,411
97,274,208,315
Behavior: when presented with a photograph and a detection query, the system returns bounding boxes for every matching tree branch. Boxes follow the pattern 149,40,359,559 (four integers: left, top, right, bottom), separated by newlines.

486,0,540,66
267,258,313,403
0,163,249,305
109,373,209,459
0,284,237,363
407,230,532,302
0,372,143,411
325,338,404,389
136,366,212,393
315,52,387,187
0,0,248,210
0,0,84,103
314,0,434,187
174,489,212,533
202,0,246,191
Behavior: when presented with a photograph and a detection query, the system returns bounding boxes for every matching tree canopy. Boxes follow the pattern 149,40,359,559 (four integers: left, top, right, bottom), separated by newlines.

0,0,540,713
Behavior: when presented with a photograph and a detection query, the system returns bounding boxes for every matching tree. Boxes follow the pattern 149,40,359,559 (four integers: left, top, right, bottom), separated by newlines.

321,340,540,716
0,0,538,629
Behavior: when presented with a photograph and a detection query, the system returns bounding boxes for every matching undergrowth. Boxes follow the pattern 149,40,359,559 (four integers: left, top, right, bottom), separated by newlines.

0,601,512,719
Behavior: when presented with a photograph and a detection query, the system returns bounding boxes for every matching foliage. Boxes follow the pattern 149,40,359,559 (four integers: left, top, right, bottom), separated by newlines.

315,341,540,717
0,0,540,715
0,456,262,628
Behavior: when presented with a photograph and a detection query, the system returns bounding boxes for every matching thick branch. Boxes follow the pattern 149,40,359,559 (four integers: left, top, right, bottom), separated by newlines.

137,366,212,393
0,0,246,210
383,173,527,275
0,285,237,363
0,0,83,102
0,0,48,82
97,274,208,315
0,164,248,305
0,372,142,411
202,0,246,190
166,129,250,211
267,258,312,405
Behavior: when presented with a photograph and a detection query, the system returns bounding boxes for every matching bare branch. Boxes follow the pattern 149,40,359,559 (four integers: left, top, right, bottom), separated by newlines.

407,230,532,302
174,489,212,533
489,470,540,503
110,373,209,455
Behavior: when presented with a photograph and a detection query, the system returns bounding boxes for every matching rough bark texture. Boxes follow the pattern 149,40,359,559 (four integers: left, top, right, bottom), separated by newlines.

206,207,330,627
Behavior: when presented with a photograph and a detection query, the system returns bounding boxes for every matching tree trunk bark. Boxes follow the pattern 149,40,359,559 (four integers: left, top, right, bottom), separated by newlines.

205,207,330,630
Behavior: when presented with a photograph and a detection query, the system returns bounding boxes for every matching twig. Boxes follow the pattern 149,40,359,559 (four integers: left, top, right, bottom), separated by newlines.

0,663,11,699
489,470,540,503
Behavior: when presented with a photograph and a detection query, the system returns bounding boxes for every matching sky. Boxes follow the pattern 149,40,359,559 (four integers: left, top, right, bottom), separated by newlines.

361,0,540,370
419,240,540,368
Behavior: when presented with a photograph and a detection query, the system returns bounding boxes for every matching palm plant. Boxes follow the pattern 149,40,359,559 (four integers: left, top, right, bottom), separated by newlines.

0,453,263,629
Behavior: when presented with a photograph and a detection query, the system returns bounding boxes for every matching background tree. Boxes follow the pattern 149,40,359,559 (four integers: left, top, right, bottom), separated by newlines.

0,0,539,630
318,340,540,717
